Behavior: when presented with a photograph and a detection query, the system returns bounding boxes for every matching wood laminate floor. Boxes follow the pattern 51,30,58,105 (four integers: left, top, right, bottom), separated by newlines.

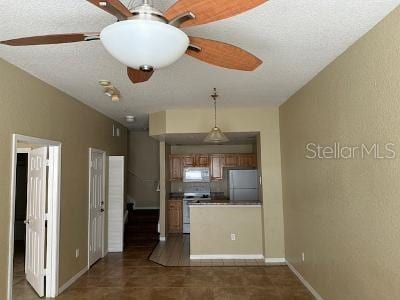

12,210,313,299
149,234,266,267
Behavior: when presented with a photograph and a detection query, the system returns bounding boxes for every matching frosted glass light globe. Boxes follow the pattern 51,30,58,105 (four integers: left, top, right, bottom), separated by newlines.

100,20,189,70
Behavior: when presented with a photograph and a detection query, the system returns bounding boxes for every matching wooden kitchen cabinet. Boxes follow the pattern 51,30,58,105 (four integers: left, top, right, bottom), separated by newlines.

238,154,257,168
182,154,209,167
169,153,257,181
224,154,238,167
170,155,183,181
210,154,224,180
168,200,182,233
195,154,210,167
182,155,195,167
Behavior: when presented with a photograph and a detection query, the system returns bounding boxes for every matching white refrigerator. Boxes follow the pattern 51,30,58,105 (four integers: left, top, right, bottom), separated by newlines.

229,170,259,201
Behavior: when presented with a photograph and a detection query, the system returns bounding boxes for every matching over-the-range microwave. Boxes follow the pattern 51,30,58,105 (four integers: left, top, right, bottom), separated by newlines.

183,167,210,183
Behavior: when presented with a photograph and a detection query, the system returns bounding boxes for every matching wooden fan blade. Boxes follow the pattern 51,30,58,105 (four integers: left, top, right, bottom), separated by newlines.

127,67,154,84
186,37,262,71
165,0,267,28
0,33,100,46
87,0,132,20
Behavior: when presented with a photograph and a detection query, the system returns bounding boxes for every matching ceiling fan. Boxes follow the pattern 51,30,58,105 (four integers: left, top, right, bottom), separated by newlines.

0,0,267,84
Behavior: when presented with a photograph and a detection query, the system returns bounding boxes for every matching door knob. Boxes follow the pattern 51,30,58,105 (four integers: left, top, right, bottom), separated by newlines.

100,209,105,213
24,219,30,225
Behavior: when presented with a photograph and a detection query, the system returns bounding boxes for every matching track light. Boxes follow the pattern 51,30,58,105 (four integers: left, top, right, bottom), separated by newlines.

99,80,121,102
125,115,135,122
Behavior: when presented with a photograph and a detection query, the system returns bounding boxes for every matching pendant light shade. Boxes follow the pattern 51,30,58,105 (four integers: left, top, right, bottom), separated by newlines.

204,127,229,143
204,89,229,143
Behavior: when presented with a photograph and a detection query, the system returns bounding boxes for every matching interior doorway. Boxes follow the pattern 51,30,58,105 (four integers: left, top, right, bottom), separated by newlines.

8,134,61,300
88,148,106,267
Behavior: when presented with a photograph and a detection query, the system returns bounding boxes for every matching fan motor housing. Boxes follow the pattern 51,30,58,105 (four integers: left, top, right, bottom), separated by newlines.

129,4,168,23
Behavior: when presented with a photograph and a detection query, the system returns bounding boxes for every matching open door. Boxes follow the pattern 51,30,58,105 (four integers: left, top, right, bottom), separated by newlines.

25,147,48,297
89,149,105,266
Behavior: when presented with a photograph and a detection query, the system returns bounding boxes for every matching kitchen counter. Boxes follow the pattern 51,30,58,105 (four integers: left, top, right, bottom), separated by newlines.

189,199,261,206
189,204,263,258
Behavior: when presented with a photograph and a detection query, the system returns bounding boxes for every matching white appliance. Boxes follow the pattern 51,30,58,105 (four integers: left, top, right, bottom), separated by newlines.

229,170,259,201
182,187,211,233
183,167,210,183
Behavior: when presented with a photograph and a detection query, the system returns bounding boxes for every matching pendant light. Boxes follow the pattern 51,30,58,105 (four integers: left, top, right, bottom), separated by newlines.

204,88,229,143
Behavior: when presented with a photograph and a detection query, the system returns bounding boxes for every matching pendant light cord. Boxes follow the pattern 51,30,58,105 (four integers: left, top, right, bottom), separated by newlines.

214,98,217,128
212,88,218,128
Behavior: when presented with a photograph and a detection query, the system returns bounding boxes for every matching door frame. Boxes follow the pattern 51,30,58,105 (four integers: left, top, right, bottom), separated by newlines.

87,148,107,268
8,134,62,300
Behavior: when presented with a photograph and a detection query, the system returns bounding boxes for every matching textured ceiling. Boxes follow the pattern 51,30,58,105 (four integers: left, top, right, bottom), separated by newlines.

1,0,399,129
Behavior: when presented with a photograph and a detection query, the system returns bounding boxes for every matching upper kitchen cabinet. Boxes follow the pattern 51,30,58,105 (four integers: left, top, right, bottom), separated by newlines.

224,154,238,167
181,154,210,168
170,155,183,181
182,155,195,167
238,154,257,168
169,153,257,181
196,154,210,167
210,154,224,180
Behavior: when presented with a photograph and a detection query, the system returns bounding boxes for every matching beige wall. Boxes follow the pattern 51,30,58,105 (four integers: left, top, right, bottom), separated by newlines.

171,144,255,154
190,206,263,255
280,6,400,300
0,58,127,297
150,107,284,259
127,131,160,208
158,142,171,239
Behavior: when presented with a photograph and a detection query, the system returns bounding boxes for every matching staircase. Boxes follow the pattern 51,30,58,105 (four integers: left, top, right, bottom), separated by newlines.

124,209,160,248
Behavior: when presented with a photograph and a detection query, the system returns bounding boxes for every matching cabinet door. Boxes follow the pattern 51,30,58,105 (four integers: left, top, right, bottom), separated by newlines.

250,154,257,168
168,201,182,233
210,155,223,180
196,154,210,167
170,156,183,181
182,155,195,167
224,154,238,167
239,154,257,168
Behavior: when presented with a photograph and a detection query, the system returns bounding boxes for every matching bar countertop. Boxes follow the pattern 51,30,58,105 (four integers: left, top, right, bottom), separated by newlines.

188,199,261,206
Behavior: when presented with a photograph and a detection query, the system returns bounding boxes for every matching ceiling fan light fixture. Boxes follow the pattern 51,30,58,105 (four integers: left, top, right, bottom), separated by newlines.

100,20,189,70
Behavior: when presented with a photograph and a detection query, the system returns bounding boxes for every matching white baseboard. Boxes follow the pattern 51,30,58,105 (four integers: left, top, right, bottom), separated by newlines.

159,236,166,241
265,257,287,265
287,261,324,300
190,254,264,260
108,248,123,253
58,266,88,295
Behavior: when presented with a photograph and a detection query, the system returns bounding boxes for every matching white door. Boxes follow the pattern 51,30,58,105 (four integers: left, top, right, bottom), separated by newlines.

89,149,105,266
108,156,125,252
25,147,48,297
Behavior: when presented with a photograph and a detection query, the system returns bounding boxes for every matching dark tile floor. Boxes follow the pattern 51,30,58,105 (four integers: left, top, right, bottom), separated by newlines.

56,247,314,300
12,210,314,299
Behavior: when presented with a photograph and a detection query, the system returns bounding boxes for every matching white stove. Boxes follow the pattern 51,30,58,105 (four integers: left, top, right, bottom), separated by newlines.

182,187,211,233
